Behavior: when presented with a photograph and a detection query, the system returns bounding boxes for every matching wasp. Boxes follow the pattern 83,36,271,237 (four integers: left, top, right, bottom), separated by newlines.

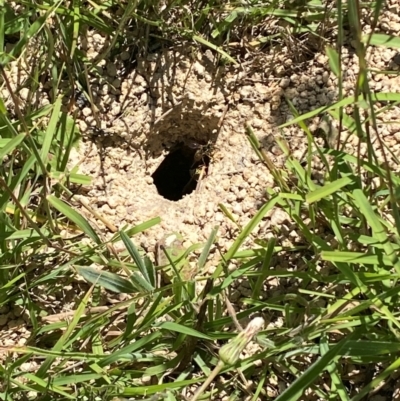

182,139,215,194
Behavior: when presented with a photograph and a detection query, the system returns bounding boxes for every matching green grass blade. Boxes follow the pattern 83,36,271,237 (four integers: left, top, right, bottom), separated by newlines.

160,321,213,340
213,196,280,279
321,250,391,266
36,286,94,378
326,46,340,77
120,229,150,283
23,373,74,399
0,133,25,159
363,33,400,48
353,189,400,275
193,34,238,65
253,237,276,299
40,96,62,165
130,271,155,293
306,176,354,204
0,1,4,56
275,333,356,401
99,331,161,367
49,171,92,185
198,225,219,269
76,266,137,293
123,217,161,237
351,357,400,401
47,195,101,244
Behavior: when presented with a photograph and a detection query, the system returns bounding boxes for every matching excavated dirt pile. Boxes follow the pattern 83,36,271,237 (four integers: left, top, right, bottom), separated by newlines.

69,15,400,270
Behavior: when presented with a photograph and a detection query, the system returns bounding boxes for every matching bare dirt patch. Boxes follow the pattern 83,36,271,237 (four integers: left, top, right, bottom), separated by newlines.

69,29,400,267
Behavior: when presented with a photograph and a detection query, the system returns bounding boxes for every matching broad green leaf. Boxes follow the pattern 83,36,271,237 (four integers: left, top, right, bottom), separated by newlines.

165,391,177,401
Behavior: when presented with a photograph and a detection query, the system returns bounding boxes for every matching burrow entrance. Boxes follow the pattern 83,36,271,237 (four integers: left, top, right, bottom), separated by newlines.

148,106,220,202
152,141,212,201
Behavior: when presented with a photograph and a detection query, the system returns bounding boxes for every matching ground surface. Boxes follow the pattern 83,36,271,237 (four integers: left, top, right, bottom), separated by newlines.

69,10,400,270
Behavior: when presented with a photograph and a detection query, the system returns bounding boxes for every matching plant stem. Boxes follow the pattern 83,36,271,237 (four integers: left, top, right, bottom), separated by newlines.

189,361,224,401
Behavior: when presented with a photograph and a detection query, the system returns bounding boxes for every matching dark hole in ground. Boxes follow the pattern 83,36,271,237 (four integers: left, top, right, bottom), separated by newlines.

152,142,211,201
